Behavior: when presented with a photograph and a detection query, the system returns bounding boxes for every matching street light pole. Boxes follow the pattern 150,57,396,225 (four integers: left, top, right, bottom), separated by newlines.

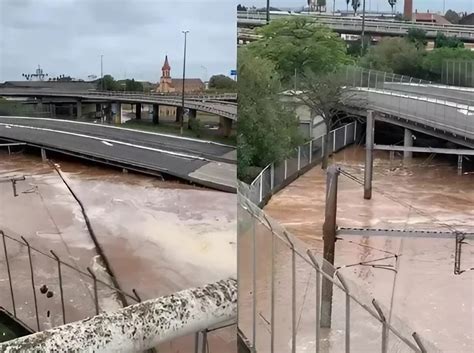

100,55,104,91
181,30,189,135
266,0,270,23
361,0,366,56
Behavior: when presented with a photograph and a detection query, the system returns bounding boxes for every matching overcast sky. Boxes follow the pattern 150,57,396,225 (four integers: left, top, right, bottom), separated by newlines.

242,0,474,13
0,0,237,83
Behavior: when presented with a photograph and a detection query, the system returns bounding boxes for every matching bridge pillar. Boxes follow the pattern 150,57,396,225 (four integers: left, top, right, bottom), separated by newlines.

152,104,160,125
104,103,112,123
176,106,183,123
458,155,463,176
49,103,56,117
36,98,43,112
112,102,122,124
68,104,74,117
403,128,413,159
188,108,197,129
135,103,141,120
218,116,232,137
76,100,82,119
95,103,102,119
364,110,375,200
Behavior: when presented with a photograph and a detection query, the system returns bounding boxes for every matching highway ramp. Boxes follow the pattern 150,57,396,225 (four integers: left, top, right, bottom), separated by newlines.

0,116,236,192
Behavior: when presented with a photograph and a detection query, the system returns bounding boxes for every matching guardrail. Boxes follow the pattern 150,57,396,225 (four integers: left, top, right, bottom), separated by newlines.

237,11,474,40
245,122,359,206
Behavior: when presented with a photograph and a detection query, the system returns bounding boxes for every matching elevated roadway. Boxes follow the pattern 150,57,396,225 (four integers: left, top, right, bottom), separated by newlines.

0,117,236,192
0,89,237,121
237,12,474,43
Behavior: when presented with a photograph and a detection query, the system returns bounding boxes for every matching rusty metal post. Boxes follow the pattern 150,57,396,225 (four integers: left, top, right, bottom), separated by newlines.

307,250,321,353
284,232,296,353
321,165,340,328
51,250,66,325
364,110,375,200
132,288,142,303
412,332,427,353
87,267,99,315
200,330,208,353
372,299,388,353
21,236,40,331
1,231,16,316
336,272,350,353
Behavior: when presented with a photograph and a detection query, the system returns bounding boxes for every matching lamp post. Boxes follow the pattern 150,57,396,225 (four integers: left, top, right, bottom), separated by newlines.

266,0,270,23
100,54,104,91
361,0,366,56
181,30,189,135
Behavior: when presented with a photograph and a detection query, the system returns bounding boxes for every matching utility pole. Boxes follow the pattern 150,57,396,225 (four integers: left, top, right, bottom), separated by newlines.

364,110,374,200
361,0,366,56
321,164,340,328
181,30,189,135
266,0,270,23
100,55,104,91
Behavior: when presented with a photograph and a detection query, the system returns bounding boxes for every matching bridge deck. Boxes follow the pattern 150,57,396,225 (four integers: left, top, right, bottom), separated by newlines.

0,117,236,192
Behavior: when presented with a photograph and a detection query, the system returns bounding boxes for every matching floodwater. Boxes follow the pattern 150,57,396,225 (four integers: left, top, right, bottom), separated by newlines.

264,145,474,353
0,151,236,352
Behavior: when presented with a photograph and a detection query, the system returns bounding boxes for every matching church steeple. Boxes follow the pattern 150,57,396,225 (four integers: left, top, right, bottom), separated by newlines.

162,55,171,78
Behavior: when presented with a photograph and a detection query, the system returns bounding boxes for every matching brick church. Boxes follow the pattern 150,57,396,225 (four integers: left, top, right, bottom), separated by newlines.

155,55,204,117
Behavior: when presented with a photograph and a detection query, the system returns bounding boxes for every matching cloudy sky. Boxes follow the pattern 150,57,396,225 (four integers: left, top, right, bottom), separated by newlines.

242,0,474,13
0,0,237,83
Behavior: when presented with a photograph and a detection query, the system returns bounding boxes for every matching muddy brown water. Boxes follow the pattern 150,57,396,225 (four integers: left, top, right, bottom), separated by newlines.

0,151,236,352
263,145,473,352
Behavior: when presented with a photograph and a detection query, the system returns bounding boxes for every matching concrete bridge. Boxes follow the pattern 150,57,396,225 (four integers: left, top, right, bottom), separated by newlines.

0,89,237,136
0,116,237,192
237,11,474,43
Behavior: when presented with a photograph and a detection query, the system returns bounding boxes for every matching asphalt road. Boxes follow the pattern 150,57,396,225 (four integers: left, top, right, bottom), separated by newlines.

0,117,236,192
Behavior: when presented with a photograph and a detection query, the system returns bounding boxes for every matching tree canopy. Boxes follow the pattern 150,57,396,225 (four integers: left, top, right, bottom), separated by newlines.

237,48,301,181
406,28,428,49
444,10,461,24
434,33,464,49
208,74,237,91
247,17,351,85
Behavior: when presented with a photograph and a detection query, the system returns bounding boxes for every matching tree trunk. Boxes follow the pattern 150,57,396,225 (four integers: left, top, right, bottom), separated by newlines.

322,123,330,170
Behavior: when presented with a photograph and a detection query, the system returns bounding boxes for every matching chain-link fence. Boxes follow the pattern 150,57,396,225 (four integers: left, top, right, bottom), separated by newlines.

238,182,440,353
247,122,359,206
441,60,474,88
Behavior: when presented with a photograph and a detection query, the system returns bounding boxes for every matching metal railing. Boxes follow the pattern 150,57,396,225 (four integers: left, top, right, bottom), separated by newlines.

238,186,439,352
246,122,359,206
0,229,141,333
441,60,474,88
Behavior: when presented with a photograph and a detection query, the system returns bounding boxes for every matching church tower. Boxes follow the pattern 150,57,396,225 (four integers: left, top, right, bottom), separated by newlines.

158,55,174,93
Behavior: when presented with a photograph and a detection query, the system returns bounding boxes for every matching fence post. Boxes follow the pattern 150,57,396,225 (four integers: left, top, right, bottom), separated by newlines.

336,273,350,353
332,131,336,152
344,124,348,146
321,165,340,328
270,229,276,352
50,250,66,325
284,233,297,353
87,267,100,316
284,159,288,179
307,251,321,353
297,146,301,171
270,163,275,190
309,140,313,164
251,218,257,348
412,332,427,353
364,111,375,200
21,236,40,331
372,299,388,353
259,175,263,203
1,231,16,317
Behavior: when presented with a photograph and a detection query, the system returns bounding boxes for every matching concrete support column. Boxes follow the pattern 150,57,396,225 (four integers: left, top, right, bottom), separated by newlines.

49,103,56,117
76,100,82,119
68,104,74,117
152,104,160,125
176,106,183,123
188,108,197,129
458,155,463,176
105,103,112,123
37,98,43,112
218,116,232,137
403,128,413,159
135,103,141,120
112,102,122,124
364,110,375,200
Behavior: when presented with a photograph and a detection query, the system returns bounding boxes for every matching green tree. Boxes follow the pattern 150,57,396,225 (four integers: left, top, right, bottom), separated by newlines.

124,79,143,92
237,49,301,181
208,74,237,90
359,37,424,77
434,32,464,49
295,69,365,169
388,0,397,14
444,9,461,24
97,75,119,91
406,28,428,49
247,17,351,84
352,0,361,14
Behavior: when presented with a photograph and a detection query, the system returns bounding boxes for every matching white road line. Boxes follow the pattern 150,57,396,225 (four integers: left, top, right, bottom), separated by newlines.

0,116,235,148
0,122,209,161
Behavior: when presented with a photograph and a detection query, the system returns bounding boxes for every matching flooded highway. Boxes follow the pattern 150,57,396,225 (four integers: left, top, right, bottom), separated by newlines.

0,150,236,351
264,145,473,353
